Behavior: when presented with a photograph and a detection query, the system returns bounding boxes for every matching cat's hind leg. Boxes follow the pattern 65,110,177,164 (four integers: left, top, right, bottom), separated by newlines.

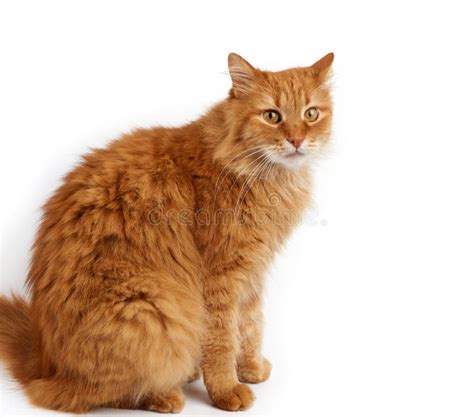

25,375,131,413
186,365,202,383
111,386,186,414
31,270,204,413
142,387,186,413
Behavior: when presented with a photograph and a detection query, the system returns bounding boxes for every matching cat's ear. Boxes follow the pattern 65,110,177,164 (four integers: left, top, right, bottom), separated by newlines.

228,53,257,97
311,52,335,79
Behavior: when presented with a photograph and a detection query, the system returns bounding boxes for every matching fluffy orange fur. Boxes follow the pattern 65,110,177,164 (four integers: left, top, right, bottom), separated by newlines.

0,52,334,413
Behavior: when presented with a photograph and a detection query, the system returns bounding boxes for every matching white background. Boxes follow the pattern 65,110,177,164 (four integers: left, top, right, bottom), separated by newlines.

1,1,473,416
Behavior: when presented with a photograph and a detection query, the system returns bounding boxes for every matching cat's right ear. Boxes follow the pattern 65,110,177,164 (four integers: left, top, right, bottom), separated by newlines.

228,53,256,98
311,52,335,79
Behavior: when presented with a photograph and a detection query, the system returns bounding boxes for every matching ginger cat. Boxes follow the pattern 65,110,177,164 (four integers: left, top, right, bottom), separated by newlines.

0,52,334,412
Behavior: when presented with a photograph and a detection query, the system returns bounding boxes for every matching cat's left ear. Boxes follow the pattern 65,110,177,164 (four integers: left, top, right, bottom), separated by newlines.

311,52,335,79
228,53,257,98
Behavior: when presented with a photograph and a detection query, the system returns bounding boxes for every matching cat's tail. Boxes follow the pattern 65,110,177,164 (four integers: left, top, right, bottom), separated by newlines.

0,294,40,385
0,295,115,412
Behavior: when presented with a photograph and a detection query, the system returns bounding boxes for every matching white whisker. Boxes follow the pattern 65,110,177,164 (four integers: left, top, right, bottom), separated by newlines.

212,145,266,209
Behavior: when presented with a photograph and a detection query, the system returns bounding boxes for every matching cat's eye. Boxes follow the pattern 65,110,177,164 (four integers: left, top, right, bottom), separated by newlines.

304,107,319,123
263,110,282,125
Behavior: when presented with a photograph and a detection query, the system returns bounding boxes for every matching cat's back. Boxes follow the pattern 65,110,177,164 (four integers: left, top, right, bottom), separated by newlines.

44,127,190,222
65,127,180,198
28,127,195,288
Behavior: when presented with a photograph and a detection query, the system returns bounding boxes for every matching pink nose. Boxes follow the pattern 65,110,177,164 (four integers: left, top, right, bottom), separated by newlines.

287,138,305,149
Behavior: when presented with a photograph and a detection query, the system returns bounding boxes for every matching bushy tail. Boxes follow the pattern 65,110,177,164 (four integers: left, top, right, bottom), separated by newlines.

0,294,39,385
0,294,126,412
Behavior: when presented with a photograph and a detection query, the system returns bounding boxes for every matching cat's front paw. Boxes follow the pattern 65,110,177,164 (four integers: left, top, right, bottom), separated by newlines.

210,383,255,411
237,357,272,384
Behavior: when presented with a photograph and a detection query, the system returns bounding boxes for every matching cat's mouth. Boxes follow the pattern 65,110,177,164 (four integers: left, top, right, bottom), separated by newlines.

284,151,305,159
267,148,309,169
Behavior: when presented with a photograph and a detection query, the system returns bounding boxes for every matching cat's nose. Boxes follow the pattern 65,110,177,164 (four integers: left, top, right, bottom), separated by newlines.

287,138,305,150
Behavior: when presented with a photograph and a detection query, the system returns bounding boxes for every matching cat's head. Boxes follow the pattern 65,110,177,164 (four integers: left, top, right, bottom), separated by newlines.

219,53,334,173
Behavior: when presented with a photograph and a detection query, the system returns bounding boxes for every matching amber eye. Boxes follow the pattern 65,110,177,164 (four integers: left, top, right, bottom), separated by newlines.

304,107,319,122
263,110,282,125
